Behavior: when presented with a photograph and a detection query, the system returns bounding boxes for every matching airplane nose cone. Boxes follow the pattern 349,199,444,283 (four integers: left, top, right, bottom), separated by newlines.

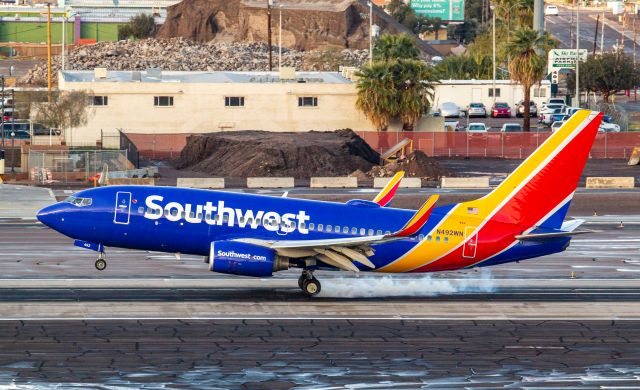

37,203,61,228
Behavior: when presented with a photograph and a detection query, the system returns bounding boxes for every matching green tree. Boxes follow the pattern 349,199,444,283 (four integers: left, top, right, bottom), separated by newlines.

118,13,156,40
374,34,420,61
356,59,436,131
33,91,94,146
505,28,556,131
578,52,639,102
386,0,419,31
417,16,444,39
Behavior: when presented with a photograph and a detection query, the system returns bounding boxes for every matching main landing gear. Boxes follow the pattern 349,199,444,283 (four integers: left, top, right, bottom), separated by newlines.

298,270,321,297
95,252,107,271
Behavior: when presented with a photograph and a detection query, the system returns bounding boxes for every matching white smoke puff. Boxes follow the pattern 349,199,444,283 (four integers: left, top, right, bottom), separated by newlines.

317,269,496,298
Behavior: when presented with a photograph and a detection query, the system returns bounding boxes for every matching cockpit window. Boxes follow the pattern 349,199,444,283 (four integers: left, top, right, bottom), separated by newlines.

64,196,92,207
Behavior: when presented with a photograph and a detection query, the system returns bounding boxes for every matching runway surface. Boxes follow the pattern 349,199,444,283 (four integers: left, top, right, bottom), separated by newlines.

2,214,640,387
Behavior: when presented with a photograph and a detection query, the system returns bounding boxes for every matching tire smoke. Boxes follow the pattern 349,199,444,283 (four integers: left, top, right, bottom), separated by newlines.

317,269,496,298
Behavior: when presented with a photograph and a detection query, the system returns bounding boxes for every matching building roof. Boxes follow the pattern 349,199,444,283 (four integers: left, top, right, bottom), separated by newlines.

60,70,355,84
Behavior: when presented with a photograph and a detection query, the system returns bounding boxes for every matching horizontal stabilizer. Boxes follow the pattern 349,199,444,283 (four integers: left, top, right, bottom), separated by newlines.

515,230,593,241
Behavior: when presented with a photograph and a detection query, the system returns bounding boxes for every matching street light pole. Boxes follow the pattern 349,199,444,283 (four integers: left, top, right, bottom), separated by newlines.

600,9,605,55
267,0,273,71
369,1,373,66
47,2,52,103
278,4,282,70
576,0,580,105
491,3,496,105
10,131,14,174
62,9,65,71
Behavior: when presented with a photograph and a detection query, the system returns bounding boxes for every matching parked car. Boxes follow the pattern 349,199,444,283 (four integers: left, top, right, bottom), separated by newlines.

543,112,569,126
599,122,621,132
1,129,30,140
491,102,511,118
539,103,566,114
439,102,461,118
540,98,567,111
466,102,487,118
516,100,538,117
500,123,523,132
444,120,463,131
551,120,565,132
466,123,490,132
545,4,559,15
2,107,17,122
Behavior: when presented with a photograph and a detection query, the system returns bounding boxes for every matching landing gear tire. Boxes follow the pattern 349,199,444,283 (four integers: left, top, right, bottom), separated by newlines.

95,258,107,271
302,278,321,297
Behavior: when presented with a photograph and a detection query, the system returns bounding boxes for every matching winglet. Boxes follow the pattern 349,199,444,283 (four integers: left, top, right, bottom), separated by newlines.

390,194,439,237
372,171,405,207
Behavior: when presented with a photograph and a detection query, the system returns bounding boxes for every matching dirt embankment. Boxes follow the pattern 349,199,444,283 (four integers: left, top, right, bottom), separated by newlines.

175,129,381,178
157,0,437,54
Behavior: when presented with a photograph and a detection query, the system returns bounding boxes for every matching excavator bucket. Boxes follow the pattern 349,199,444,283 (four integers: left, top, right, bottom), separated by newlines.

628,146,640,166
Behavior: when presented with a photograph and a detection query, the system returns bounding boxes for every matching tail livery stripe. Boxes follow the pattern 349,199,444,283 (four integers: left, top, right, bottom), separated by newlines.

391,195,439,237
379,110,601,273
373,171,404,207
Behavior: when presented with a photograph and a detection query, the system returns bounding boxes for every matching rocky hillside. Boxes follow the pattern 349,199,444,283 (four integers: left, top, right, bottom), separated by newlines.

20,38,368,85
157,0,438,55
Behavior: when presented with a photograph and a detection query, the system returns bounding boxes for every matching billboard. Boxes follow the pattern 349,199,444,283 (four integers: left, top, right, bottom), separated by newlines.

410,0,465,21
547,49,588,73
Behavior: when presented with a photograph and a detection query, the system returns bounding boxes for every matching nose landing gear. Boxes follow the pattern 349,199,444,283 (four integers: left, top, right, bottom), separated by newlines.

298,270,321,297
95,252,107,271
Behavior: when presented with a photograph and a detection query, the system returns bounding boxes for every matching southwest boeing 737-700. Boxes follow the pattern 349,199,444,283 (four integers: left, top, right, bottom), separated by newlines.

37,110,602,296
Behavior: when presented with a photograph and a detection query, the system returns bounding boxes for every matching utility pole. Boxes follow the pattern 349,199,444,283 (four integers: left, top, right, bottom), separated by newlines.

267,0,273,72
575,0,580,106
533,0,544,32
47,2,52,103
621,12,626,51
369,1,373,65
278,4,282,70
593,14,599,55
62,9,65,71
492,3,496,105
0,76,4,147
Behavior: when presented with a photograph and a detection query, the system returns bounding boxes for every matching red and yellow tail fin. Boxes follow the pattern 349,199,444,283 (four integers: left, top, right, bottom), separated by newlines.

467,110,602,228
373,170,405,207
391,194,439,237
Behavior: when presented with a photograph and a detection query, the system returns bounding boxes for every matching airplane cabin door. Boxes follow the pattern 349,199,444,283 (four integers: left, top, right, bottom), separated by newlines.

462,227,478,258
114,191,132,225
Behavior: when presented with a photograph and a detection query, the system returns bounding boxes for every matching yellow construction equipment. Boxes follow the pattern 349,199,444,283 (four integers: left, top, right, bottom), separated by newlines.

628,146,640,165
381,138,413,164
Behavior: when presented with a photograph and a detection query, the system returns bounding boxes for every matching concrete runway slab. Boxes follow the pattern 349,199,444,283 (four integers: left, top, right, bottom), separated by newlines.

0,184,55,220
0,319,639,388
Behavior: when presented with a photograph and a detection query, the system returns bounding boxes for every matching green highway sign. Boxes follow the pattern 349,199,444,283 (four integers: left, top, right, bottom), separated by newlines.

410,0,465,21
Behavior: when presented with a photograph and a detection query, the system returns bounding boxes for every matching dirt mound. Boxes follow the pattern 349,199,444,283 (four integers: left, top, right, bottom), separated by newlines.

366,151,452,180
157,0,438,54
175,129,380,178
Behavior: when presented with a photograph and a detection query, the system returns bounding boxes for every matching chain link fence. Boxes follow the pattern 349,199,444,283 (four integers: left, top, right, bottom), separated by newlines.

28,149,132,185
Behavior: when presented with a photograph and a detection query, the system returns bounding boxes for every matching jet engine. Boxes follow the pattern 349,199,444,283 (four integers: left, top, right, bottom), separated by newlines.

208,241,289,277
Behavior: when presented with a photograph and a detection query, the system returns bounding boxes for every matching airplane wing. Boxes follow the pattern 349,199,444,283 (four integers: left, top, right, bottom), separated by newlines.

371,171,405,207
236,194,439,272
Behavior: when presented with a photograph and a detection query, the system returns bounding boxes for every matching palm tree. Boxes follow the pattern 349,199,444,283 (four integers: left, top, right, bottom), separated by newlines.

374,34,420,61
356,59,436,131
505,28,556,131
355,61,398,130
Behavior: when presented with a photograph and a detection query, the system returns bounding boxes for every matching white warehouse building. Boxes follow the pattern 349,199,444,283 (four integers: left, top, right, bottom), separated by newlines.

56,69,551,147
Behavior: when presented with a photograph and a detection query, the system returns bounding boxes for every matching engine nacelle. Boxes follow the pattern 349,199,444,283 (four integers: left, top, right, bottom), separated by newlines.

209,241,289,277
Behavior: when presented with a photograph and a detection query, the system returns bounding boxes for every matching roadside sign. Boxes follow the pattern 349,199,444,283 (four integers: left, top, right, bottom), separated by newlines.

548,49,588,72
410,0,465,21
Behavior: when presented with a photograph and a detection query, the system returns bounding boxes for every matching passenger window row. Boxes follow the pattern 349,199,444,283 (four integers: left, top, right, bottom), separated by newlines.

137,206,451,243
